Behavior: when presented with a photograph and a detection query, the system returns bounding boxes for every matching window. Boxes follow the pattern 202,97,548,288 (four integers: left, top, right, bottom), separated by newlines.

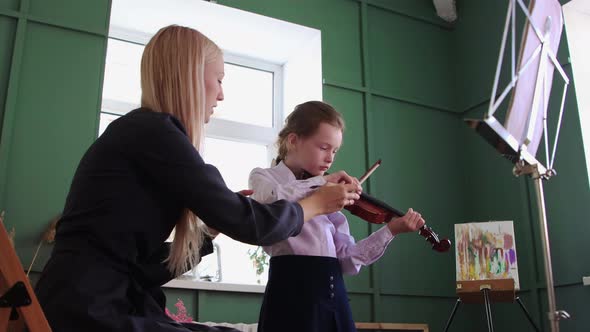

103,0,322,287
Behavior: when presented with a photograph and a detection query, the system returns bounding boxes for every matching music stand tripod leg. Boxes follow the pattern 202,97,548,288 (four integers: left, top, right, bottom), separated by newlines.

516,296,541,332
444,298,462,332
482,288,495,332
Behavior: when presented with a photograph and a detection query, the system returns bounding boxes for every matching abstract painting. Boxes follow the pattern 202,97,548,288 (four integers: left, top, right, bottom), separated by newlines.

455,221,520,289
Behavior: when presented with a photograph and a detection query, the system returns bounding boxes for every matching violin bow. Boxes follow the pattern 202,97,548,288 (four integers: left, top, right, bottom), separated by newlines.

358,159,381,185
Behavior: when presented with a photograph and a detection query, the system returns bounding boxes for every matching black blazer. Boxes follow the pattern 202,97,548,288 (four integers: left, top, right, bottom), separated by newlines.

35,108,303,332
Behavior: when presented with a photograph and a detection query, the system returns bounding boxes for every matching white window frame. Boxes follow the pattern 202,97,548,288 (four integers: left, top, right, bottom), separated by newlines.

103,26,284,165
205,52,284,164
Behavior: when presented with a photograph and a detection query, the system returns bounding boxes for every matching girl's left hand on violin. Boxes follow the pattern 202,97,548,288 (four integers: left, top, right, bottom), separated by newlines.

387,208,425,236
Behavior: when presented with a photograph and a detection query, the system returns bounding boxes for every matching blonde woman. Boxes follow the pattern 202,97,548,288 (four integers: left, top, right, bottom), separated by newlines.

35,25,361,332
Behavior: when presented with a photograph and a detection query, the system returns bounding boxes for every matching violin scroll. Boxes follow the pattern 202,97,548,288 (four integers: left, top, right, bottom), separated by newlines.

418,225,452,253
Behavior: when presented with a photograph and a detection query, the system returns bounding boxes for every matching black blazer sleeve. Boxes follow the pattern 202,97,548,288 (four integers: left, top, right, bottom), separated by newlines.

120,111,304,246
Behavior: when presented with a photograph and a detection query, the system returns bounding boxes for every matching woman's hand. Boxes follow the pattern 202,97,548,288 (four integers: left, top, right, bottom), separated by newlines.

387,208,425,236
298,183,361,222
323,171,359,186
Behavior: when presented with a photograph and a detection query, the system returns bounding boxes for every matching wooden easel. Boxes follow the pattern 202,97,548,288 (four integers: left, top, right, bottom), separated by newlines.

0,214,52,332
443,279,539,332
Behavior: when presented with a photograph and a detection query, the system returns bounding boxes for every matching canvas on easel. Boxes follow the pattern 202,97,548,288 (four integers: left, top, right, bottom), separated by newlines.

454,221,519,305
455,221,520,290
0,214,52,332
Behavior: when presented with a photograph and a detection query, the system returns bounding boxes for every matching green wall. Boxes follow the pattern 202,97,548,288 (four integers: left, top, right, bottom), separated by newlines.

0,0,110,271
1,0,587,331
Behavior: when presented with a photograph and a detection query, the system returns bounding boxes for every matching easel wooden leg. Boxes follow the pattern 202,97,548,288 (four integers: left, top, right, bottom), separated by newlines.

443,298,461,332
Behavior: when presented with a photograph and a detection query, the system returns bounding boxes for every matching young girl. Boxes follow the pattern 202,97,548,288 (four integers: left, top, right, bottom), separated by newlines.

249,101,426,332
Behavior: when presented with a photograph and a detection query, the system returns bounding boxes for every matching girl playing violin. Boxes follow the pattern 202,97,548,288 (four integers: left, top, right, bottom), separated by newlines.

248,101,426,332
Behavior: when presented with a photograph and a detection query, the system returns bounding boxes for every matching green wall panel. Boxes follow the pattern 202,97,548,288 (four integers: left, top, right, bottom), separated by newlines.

217,0,363,86
2,22,106,269
369,96,463,297
29,0,110,33
453,0,512,112
197,291,262,323
367,6,454,110
0,0,19,11
0,16,16,138
348,293,373,323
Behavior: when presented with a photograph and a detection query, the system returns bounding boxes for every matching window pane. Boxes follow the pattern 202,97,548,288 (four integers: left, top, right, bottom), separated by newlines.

202,137,269,191
196,234,269,285
213,63,273,128
98,112,121,136
102,39,143,110
198,137,271,284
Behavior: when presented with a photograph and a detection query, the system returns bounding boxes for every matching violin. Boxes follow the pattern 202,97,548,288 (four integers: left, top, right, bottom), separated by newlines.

344,192,451,253
305,160,451,253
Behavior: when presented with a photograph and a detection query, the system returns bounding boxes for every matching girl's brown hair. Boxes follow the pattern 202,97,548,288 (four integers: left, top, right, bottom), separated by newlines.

276,101,345,163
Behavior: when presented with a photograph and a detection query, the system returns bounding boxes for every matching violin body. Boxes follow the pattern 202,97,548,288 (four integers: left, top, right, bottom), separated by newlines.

344,192,452,253
344,192,403,224
303,169,451,253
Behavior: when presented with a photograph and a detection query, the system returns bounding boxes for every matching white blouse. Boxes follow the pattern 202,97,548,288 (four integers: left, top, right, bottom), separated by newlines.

248,161,395,275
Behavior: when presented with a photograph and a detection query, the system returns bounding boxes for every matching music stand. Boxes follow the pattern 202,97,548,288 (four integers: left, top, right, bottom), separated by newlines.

0,213,52,331
464,0,570,331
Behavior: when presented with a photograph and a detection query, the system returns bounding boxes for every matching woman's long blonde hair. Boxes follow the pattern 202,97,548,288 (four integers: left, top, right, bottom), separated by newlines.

141,25,222,277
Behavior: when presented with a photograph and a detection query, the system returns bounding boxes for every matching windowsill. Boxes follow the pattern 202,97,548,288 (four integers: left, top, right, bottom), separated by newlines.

163,275,266,294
